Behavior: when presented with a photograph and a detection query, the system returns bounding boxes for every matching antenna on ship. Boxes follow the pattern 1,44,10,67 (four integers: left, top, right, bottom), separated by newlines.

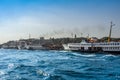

108,21,115,42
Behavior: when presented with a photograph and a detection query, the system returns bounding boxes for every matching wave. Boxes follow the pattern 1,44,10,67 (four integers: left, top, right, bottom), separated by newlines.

56,56,69,60
101,54,118,59
36,69,50,77
85,67,105,72
71,53,96,57
8,63,15,69
0,70,6,76
54,69,95,79
58,50,70,53
44,75,66,80
88,58,105,61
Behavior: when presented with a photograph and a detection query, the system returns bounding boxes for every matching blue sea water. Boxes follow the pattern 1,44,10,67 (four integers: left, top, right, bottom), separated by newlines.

0,49,120,80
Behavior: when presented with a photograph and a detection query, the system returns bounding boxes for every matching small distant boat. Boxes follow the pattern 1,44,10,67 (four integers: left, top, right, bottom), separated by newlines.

17,41,46,50
17,41,28,50
27,45,46,50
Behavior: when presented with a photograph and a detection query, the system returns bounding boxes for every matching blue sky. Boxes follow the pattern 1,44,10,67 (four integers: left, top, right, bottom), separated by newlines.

0,0,120,43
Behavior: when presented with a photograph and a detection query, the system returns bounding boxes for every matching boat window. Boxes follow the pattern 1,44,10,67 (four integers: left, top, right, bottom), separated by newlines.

115,43,117,45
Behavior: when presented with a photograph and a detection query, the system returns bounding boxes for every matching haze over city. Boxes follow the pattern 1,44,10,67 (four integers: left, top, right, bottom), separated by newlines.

0,0,120,44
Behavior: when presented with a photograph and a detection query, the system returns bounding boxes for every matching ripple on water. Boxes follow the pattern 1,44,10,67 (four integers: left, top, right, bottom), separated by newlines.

70,52,96,57
53,69,96,79
44,75,66,80
101,54,118,58
0,49,120,80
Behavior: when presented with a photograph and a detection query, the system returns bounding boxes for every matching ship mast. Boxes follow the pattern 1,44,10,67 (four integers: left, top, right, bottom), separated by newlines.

108,22,115,42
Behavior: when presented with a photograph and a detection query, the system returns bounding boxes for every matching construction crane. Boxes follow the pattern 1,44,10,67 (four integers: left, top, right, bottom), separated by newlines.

108,22,115,42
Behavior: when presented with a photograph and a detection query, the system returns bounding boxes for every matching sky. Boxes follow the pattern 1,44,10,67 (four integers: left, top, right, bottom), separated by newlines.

0,0,120,43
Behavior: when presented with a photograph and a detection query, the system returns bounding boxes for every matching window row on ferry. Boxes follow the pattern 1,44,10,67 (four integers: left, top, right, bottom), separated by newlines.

100,43,120,45
103,47,120,49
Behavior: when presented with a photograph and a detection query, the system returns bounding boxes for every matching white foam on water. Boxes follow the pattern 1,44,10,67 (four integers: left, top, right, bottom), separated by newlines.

36,69,50,77
81,54,96,57
0,70,6,76
71,53,96,57
88,58,105,61
15,75,21,79
101,54,117,58
8,63,15,69
57,56,69,60
58,50,69,53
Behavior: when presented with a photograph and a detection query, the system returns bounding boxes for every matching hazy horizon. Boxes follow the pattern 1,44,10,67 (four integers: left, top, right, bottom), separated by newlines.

0,0,120,44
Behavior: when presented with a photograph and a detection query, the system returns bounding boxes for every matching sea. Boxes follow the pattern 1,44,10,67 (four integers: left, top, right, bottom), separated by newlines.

0,49,120,80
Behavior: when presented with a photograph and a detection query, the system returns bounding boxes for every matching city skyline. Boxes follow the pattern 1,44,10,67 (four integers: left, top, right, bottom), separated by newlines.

0,0,120,44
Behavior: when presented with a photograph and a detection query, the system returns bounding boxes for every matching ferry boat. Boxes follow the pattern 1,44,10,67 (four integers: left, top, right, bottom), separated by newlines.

62,22,120,54
62,40,120,53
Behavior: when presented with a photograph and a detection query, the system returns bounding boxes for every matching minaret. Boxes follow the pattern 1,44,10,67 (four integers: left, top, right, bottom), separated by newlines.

29,34,31,40
108,22,115,42
28,34,31,45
